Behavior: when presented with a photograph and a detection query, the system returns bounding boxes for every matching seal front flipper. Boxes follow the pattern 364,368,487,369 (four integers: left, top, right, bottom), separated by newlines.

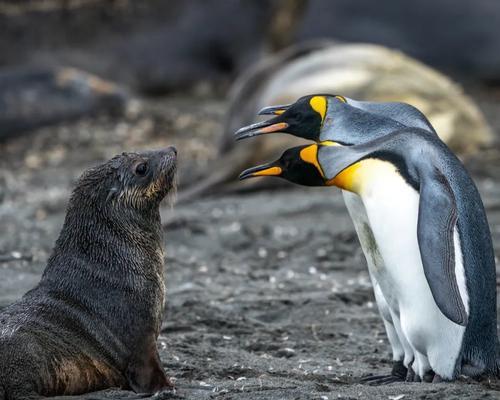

417,167,467,326
126,336,173,394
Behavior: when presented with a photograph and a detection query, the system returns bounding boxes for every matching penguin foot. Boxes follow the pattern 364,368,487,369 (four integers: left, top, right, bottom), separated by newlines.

422,370,436,382
405,365,416,382
359,361,407,385
432,374,443,383
391,360,408,380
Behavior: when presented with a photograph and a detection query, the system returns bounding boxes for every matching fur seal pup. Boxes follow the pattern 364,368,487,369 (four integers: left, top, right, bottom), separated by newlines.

0,147,177,399
178,41,492,201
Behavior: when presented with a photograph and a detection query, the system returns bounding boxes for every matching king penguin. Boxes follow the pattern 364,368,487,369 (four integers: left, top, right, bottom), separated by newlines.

235,95,440,383
238,129,499,382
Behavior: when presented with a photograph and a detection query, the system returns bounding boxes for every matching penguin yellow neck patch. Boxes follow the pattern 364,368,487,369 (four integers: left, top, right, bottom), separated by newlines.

326,163,362,192
309,96,327,121
318,141,361,192
326,159,400,194
300,145,325,177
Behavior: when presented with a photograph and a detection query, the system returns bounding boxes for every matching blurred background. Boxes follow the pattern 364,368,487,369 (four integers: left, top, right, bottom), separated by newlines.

1,0,500,188
1,1,500,398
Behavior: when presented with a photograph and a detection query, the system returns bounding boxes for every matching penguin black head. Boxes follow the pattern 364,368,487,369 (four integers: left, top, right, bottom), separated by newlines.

239,144,327,187
234,94,346,142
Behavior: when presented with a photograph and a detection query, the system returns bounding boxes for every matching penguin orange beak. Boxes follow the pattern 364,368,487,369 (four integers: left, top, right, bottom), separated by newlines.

234,103,291,141
234,117,289,141
257,104,291,116
239,162,282,180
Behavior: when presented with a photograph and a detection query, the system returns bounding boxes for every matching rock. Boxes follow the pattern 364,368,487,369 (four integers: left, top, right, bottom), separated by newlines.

275,347,296,358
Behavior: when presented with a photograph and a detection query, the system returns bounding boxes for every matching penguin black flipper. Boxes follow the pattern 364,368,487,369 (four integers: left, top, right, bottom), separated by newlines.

417,167,467,326
318,138,468,326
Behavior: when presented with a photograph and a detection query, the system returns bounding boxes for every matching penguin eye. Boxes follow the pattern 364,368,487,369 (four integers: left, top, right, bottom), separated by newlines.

134,162,148,176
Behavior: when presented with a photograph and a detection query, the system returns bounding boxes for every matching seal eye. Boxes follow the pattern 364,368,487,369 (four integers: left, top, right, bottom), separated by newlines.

135,162,148,176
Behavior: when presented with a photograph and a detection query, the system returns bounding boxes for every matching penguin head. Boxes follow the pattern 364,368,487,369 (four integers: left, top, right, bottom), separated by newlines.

234,94,346,142
239,143,327,187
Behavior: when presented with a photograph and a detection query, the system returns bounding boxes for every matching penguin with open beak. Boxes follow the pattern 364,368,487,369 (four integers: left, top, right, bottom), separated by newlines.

234,94,436,144
239,130,499,383
237,94,442,384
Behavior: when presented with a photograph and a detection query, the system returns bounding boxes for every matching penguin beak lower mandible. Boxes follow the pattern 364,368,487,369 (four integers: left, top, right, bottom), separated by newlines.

234,117,289,141
234,103,291,141
239,163,282,180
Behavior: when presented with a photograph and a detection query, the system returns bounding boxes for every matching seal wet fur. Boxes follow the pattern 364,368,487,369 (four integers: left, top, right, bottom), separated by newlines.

0,147,177,399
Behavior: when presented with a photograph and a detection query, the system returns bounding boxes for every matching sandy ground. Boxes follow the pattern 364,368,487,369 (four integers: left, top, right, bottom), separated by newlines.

1,90,500,399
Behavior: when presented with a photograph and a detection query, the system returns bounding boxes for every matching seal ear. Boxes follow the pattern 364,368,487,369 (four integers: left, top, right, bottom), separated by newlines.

417,167,468,326
106,186,120,203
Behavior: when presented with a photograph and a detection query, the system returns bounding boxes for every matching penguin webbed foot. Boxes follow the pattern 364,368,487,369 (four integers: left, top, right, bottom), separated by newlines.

360,360,407,385
406,365,437,383
405,364,418,382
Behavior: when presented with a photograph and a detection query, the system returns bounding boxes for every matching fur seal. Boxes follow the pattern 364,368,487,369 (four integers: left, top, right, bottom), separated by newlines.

178,41,493,201
0,66,129,141
0,147,177,399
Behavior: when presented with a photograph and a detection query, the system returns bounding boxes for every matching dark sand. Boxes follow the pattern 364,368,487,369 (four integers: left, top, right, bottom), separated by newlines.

1,91,499,399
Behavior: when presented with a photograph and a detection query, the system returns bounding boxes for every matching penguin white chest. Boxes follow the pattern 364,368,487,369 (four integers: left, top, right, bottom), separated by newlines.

357,160,422,299
356,159,466,378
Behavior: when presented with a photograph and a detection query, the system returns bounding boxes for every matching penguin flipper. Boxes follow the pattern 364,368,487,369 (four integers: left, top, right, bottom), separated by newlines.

319,142,469,327
417,167,468,326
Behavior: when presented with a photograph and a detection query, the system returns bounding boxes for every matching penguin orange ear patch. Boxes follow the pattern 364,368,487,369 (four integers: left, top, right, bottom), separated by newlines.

299,145,325,178
309,96,327,121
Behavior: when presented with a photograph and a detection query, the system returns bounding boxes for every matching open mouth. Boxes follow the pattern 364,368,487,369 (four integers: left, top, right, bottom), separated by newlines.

233,104,291,141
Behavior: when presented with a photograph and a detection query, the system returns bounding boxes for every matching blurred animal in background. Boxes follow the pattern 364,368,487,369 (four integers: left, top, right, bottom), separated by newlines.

2,0,500,91
294,0,500,82
0,66,130,141
178,41,493,201
0,0,275,94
